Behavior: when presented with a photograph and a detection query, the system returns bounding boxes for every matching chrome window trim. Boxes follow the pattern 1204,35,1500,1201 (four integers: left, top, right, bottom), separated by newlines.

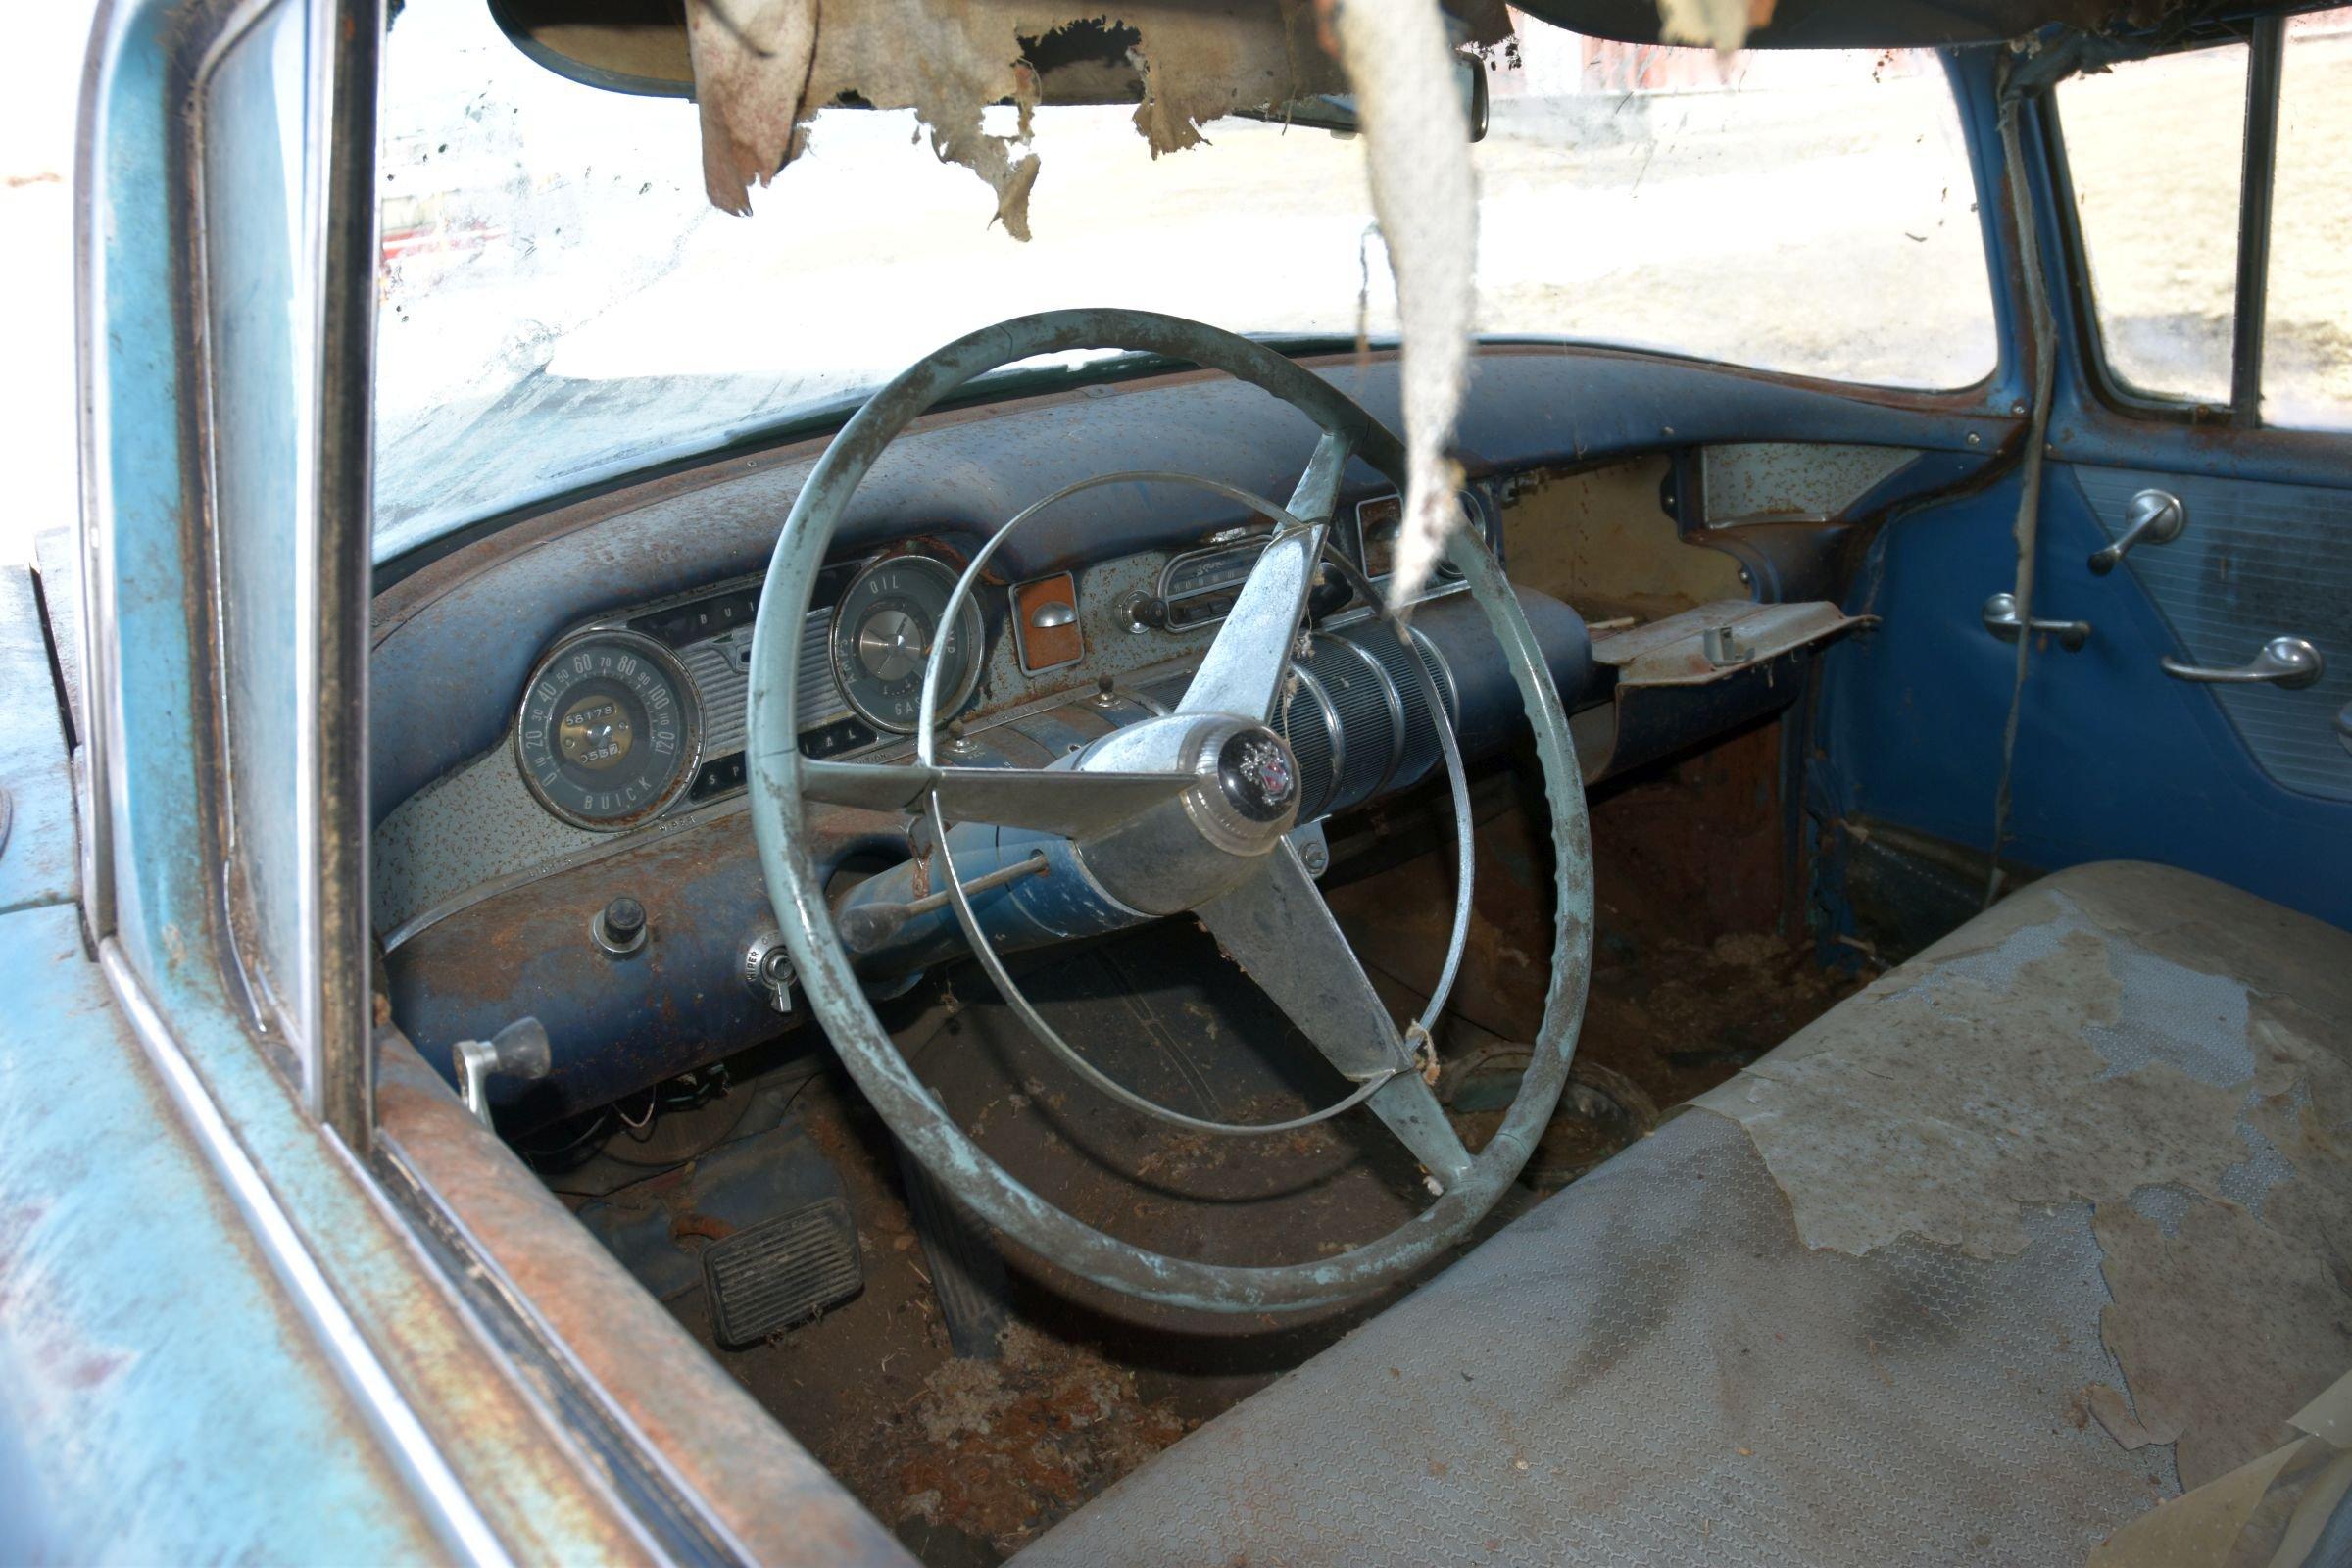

171,0,380,1143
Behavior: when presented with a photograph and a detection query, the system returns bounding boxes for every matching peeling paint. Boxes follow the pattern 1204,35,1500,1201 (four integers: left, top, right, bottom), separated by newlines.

1691,860,2352,1500
2091,1197,2352,1489
1693,906,2248,1259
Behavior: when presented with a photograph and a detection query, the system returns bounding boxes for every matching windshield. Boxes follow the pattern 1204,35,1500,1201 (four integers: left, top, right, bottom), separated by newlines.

373,4,1994,560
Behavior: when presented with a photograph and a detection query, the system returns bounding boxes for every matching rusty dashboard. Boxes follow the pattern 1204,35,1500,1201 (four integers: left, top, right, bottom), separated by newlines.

372,488,1524,1125
367,350,1934,1127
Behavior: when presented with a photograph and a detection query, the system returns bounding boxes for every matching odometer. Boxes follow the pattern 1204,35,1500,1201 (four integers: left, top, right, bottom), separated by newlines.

829,554,984,734
514,630,701,830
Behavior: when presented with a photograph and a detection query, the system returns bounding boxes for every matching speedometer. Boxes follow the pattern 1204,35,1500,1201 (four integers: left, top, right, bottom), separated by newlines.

829,554,985,734
514,630,701,830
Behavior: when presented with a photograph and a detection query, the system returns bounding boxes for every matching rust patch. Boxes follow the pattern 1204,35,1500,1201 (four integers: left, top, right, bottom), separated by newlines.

839,1322,1192,1554
372,1037,910,1564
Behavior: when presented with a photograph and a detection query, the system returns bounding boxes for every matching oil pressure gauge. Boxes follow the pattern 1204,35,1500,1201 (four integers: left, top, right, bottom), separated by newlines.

830,554,985,733
515,629,701,830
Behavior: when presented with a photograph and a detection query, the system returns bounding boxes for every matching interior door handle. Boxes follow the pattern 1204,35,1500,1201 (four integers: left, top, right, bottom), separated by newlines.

1982,592,2090,652
2161,636,2326,690
2089,488,2187,575
2336,701,2352,757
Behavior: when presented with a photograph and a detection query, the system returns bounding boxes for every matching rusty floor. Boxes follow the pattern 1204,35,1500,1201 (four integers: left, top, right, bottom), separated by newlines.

571,726,1866,1565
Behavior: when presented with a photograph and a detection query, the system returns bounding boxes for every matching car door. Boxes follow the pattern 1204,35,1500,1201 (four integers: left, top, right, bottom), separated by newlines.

2025,18,2352,928
1812,17,2352,946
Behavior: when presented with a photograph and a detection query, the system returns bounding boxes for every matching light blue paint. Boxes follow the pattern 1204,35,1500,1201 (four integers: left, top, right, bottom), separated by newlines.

52,4,650,1557
0,903,442,1562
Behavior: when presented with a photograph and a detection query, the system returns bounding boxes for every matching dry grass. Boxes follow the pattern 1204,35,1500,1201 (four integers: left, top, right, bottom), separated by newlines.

2060,33,2352,419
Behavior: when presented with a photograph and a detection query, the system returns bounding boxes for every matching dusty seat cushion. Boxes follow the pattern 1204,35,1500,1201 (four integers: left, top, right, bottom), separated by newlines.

1019,861,2352,1567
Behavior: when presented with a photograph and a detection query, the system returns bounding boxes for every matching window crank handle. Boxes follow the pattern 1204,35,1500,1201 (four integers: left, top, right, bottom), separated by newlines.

2089,489,2186,575
1981,592,2090,652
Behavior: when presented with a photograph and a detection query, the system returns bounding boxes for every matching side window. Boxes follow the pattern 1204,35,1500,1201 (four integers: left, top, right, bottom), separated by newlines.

195,0,375,1134
2055,44,2248,407
202,0,313,1046
2263,9,2352,431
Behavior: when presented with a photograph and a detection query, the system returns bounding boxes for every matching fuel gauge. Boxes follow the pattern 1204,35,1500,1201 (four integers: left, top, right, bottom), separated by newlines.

828,554,986,733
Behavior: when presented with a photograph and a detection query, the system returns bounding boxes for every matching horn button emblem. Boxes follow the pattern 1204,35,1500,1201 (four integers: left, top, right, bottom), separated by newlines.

1217,729,1299,823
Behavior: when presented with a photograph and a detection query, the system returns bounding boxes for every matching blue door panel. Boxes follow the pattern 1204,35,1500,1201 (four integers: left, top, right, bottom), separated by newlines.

1816,467,2352,930
2070,465,2352,804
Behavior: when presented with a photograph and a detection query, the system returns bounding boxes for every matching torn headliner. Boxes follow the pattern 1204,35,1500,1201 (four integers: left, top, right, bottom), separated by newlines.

483,0,1456,102
483,0,2325,99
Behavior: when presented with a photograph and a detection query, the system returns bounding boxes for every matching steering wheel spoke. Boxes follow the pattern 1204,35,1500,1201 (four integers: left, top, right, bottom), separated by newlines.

799,755,1192,839
1286,428,1353,532
1366,1074,1475,1190
1173,433,1352,725
1172,524,1323,725
1197,843,1473,1187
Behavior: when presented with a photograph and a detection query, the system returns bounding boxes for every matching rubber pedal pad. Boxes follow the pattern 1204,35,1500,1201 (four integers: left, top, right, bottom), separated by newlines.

702,1195,863,1347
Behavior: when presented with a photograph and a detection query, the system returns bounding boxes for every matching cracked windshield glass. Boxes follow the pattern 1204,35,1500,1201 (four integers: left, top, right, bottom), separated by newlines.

374,3,1995,558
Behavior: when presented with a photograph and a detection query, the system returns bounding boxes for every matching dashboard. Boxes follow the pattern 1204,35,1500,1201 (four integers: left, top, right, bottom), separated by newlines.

371,491,1500,952
375,478,1566,1128
368,344,1906,1128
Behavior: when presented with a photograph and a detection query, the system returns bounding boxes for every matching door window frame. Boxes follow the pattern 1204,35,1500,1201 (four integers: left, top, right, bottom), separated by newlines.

2042,16,2294,431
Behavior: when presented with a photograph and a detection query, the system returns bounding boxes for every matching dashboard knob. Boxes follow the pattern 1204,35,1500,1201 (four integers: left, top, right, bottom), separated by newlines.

744,930,796,1013
1118,591,1171,633
592,896,648,956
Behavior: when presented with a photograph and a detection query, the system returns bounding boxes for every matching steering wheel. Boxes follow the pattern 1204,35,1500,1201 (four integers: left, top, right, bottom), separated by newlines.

747,310,1592,1312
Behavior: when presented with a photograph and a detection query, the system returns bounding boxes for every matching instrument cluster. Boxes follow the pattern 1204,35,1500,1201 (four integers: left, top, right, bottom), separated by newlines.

514,547,990,831
508,490,1492,833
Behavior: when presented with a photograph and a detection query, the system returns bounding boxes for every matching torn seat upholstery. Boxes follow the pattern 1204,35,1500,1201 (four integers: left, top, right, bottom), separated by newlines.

1018,861,2352,1566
